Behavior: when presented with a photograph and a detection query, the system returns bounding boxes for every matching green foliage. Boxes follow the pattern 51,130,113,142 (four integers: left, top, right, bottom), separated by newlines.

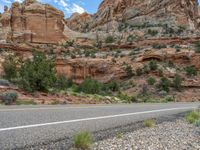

173,74,182,91
194,41,200,53
0,92,18,105
164,95,174,102
157,77,171,92
54,75,73,90
77,77,102,94
147,77,156,85
73,131,93,150
63,40,74,48
125,65,133,78
136,67,143,76
186,111,200,124
152,44,167,49
118,23,128,32
148,29,158,36
144,119,155,128
3,55,18,81
105,36,115,43
149,60,158,71
127,35,135,42
16,100,37,105
117,92,132,103
19,50,56,93
194,119,200,127
185,66,197,77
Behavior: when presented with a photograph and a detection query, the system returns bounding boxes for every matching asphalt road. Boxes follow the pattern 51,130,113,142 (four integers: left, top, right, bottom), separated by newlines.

0,102,199,149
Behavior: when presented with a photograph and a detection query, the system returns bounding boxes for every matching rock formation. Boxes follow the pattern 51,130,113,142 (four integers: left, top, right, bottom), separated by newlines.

66,0,200,33
0,0,67,44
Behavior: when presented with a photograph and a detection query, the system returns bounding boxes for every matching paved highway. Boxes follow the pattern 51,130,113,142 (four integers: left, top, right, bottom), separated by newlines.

0,103,199,149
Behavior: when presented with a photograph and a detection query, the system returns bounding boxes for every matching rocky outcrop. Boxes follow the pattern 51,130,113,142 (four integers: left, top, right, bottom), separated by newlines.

56,58,126,83
0,0,67,44
66,0,200,33
65,12,92,33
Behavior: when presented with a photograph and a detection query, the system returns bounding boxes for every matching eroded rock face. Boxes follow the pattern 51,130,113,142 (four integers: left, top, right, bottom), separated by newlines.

65,12,92,33
0,0,67,44
67,0,200,33
56,58,126,83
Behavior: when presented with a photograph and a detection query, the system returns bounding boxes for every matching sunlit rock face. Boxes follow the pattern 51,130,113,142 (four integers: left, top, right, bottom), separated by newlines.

0,0,67,44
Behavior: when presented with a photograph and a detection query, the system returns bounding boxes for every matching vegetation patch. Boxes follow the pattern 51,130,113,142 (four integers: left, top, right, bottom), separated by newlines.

144,119,155,128
73,131,93,150
186,111,200,124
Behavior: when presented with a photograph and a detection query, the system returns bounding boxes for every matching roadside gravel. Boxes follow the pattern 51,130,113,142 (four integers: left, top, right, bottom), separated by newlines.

94,119,200,150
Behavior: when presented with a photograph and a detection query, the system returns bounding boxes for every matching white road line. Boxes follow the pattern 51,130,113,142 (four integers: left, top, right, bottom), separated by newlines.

0,106,196,132
0,105,117,112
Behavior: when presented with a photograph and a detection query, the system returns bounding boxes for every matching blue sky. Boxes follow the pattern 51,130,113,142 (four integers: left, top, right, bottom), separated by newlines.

0,0,102,18
0,0,200,18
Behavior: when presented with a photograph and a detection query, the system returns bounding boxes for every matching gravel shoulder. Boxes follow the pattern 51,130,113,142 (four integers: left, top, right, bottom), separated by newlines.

94,118,200,150
27,112,200,150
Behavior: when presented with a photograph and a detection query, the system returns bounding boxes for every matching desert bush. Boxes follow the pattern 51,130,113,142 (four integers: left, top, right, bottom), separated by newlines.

148,29,158,36
19,50,56,93
54,75,73,90
76,77,102,94
194,41,200,53
173,74,182,91
127,35,135,42
185,66,197,77
147,77,156,85
144,119,155,128
164,95,174,102
157,77,171,92
125,65,133,78
73,131,93,150
0,92,18,105
149,60,158,71
136,67,143,76
105,36,115,43
195,120,200,127
3,55,18,81
186,111,200,124
117,92,132,103
152,44,167,49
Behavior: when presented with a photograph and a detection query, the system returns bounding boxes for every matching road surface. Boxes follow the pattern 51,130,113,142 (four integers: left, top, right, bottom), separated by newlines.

0,102,199,149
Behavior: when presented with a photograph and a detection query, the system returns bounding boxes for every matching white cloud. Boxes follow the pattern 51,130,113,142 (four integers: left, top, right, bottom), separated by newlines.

69,3,85,14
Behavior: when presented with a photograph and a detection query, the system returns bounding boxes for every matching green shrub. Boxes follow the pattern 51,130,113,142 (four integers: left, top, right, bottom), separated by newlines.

0,92,18,105
77,77,102,94
19,50,56,93
173,74,182,91
105,36,115,43
54,75,73,90
194,41,200,53
195,120,200,127
147,77,156,85
148,29,158,36
164,95,174,102
136,67,143,76
3,55,18,81
149,60,158,71
117,92,132,103
127,35,135,42
63,40,74,48
152,44,167,49
185,66,197,77
157,77,171,92
106,81,119,92
125,65,133,78
144,119,155,128
186,111,200,124
73,131,93,150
